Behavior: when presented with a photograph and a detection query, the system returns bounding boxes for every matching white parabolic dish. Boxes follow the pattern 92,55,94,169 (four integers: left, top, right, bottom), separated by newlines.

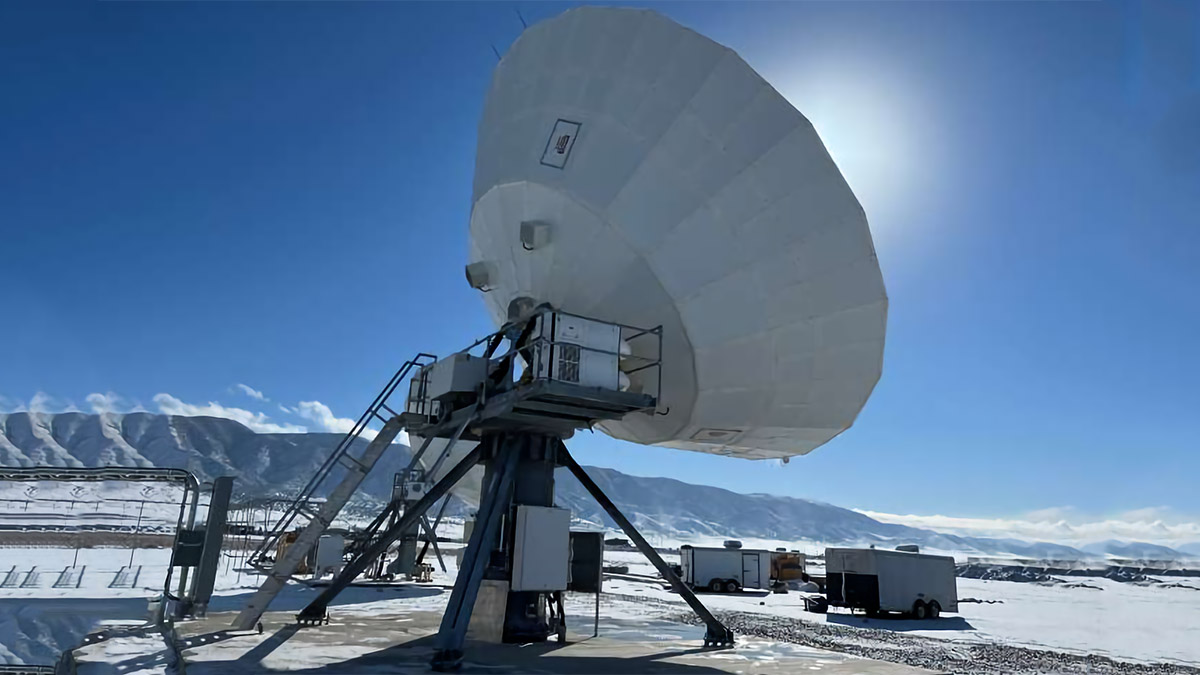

468,7,887,460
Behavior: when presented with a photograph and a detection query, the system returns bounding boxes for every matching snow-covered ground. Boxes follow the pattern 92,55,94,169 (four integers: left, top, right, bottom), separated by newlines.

602,549,1200,667
0,547,180,664
1,482,1197,671
2,542,1199,670
170,591,924,675
0,481,197,533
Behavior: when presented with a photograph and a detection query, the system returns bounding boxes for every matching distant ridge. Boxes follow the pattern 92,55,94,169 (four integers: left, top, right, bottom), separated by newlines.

0,411,410,503
2,412,1194,562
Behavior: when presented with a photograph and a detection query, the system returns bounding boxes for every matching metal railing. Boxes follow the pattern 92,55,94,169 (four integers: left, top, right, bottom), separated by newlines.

246,353,435,571
525,310,663,406
404,306,663,422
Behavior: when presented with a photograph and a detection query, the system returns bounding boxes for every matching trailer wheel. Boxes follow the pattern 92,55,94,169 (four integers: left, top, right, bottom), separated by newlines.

928,601,941,619
724,580,740,594
709,579,724,593
911,600,928,620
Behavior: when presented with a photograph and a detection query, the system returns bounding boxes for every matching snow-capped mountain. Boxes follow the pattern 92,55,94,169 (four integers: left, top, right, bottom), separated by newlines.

0,412,409,503
2,413,1193,561
552,469,1183,560
1080,540,1190,561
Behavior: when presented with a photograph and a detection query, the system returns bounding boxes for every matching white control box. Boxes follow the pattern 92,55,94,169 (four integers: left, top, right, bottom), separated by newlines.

314,534,345,578
511,505,570,592
532,313,620,390
424,352,489,400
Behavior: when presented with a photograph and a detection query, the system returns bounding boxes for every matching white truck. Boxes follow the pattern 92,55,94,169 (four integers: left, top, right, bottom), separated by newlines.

679,544,772,593
825,547,957,619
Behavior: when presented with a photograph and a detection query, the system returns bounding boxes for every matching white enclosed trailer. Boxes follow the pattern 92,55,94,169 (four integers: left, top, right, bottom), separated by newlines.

825,547,958,618
312,534,345,579
680,545,772,593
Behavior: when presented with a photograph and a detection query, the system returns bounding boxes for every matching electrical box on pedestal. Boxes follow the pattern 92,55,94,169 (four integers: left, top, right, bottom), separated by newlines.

511,505,570,592
568,530,605,593
423,352,489,401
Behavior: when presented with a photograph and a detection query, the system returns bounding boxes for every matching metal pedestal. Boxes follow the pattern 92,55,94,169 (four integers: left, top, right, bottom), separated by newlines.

428,434,732,671
280,307,730,670
392,508,421,578
294,429,733,669
431,432,563,671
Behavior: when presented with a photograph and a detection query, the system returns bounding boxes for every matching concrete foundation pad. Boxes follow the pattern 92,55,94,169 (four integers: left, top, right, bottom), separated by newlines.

172,607,934,674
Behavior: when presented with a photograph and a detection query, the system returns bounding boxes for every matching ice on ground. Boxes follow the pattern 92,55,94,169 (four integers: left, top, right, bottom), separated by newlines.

74,628,173,675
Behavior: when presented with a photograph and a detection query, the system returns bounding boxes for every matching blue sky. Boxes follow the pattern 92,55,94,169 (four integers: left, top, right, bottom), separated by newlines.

1,1,1197,528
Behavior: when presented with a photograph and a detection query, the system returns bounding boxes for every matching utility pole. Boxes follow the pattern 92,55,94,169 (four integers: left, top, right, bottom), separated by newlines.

128,500,146,567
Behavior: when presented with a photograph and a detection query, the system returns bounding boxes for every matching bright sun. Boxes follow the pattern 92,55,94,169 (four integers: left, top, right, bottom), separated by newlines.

773,60,946,254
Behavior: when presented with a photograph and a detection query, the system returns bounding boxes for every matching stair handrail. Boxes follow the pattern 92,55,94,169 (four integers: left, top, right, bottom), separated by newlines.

247,353,435,568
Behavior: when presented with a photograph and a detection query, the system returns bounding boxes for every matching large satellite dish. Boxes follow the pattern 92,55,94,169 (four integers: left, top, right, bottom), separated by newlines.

468,7,887,460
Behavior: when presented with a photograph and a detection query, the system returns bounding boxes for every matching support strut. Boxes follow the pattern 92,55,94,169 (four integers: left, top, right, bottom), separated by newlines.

431,437,522,671
296,445,484,623
419,515,447,573
412,496,453,572
233,415,410,630
558,441,735,648
356,500,400,573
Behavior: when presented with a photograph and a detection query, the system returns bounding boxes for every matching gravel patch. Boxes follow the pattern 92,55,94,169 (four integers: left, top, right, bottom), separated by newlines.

603,592,1197,674
671,609,1200,674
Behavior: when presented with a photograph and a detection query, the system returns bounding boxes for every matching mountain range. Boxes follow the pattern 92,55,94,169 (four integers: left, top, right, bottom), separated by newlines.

1,412,1193,562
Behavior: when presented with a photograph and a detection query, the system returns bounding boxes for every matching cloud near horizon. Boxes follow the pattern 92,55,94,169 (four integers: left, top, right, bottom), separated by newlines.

856,508,1200,547
0,390,407,445
86,392,147,415
152,393,308,434
234,384,267,401
30,391,78,414
295,400,408,445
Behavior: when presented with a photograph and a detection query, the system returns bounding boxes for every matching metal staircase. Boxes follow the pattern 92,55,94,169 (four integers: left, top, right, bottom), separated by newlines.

232,354,434,630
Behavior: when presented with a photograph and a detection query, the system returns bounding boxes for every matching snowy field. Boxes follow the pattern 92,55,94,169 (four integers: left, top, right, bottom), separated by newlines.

0,481,198,533
603,549,1200,668
0,482,1197,671
3,543,1198,669
0,546,196,664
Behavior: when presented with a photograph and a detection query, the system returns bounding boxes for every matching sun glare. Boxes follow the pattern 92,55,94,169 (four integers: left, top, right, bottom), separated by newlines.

773,60,946,256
